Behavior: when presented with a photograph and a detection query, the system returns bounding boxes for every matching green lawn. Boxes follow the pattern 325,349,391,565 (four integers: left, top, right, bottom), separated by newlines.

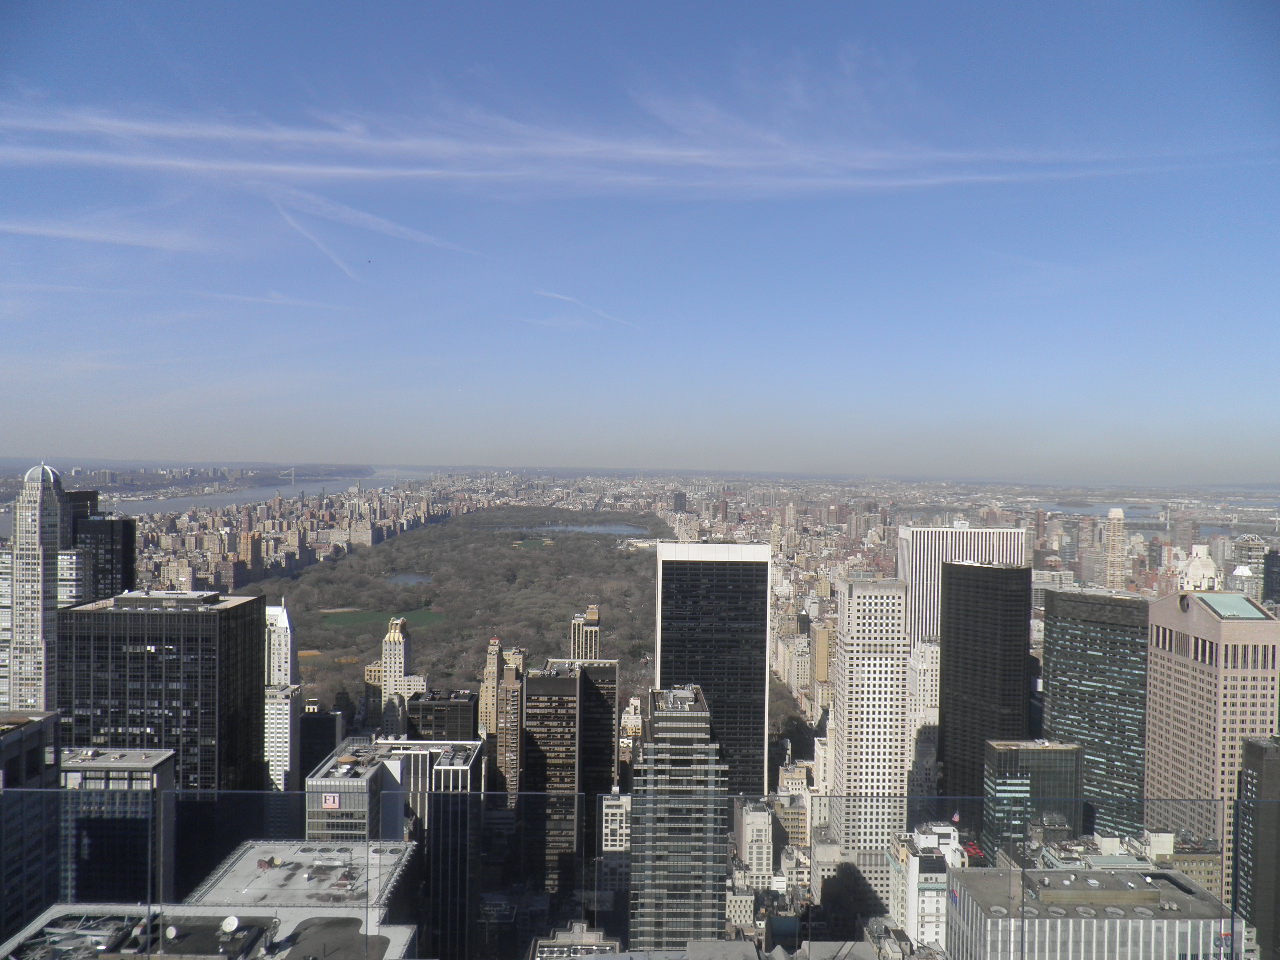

318,607,445,629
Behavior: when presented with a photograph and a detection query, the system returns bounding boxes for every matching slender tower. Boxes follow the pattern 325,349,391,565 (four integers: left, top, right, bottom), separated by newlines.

5,465,81,711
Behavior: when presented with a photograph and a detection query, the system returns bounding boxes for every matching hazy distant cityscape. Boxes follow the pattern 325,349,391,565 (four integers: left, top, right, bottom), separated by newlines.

2,458,1279,959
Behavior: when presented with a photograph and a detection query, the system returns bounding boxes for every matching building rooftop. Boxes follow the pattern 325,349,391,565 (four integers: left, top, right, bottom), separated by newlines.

309,737,482,780
3,904,412,960
71,590,259,613
954,867,1233,921
0,711,56,738
186,840,413,910
1195,592,1272,620
60,747,175,771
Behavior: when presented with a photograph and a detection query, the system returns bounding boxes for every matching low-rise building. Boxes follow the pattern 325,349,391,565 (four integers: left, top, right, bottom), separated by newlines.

946,867,1256,960
887,823,967,949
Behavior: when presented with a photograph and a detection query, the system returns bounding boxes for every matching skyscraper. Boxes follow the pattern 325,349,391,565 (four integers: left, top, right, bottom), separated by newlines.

656,542,771,797
1042,589,1148,836
264,604,301,794
570,604,601,660
1,467,134,713
1145,591,1280,902
830,578,909,903
938,562,1031,831
56,589,266,791
1103,508,1128,590
546,657,620,864
1237,736,1280,960
2,465,83,711
896,525,1026,646
629,686,728,950
0,712,61,944
979,739,1084,863
522,670,581,895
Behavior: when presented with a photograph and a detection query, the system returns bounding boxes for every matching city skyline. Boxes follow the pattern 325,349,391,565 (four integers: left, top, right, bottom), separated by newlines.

3,3,1278,483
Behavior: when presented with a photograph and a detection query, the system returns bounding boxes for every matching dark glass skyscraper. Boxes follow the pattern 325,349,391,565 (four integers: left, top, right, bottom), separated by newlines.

1042,589,1148,835
980,739,1083,862
1237,736,1280,960
55,590,266,791
656,542,770,797
938,561,1031,831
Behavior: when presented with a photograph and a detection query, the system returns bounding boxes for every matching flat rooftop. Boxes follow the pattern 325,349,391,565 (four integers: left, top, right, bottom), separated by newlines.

3,907,411,960
954,867,1231,921
4,912,271,960
309,737,481,780
61,747,175,771
1196,592,1272,620
186,840,413,910
72,590,258,613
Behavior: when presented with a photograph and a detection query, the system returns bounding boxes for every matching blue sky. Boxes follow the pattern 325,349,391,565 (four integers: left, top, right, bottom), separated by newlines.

3,2,1278,484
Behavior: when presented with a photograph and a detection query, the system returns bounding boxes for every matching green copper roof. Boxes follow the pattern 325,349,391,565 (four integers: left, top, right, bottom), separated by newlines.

1197,593,1270,620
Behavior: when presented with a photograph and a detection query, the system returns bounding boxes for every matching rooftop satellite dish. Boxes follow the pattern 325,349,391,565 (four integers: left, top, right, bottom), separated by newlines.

165,927,178,941
221,917,239,935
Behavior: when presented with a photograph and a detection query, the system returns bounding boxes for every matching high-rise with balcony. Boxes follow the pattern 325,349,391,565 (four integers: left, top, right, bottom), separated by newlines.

1145,591,1280,903
656,542,770,797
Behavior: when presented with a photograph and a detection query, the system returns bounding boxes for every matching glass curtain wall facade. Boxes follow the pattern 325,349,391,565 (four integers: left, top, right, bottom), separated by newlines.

1042,589,1148,836
656,543,770,797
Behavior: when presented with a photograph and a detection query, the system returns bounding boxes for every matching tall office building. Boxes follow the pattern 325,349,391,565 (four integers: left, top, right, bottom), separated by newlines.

263,604,301,794
1145,591,1280,903
1237,735,1280,960
897,524,1026,647
830,579,909,903
496,661,523,799
1,468,135,713
1103,508,1128,590
479,638,525,737
1264,549,1280,604
906,639,941,822
547,657,620,864
570,604,601,660
629,686,729,951
522,670,581,895
938,562,1031,832
59,746,177,903
265,603,298,685
1,465,84,711
373,617,427,703
1042,589,1148,836
656,542,771,797
0,712,61,945
68,492,136,601
406,689,479,741
56,590,267,791
979,740,1084,863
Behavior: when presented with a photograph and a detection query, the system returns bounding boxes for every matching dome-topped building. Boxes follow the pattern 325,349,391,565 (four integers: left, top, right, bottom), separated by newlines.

22,463,62,486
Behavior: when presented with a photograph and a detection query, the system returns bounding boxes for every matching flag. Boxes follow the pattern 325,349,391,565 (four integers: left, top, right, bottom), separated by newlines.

951,810,961,824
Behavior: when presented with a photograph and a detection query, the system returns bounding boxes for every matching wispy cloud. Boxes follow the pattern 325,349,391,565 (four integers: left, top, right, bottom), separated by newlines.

0,98,1216,196
535,290,638,329
516,314,599,331
272,202,359,280
0,217,203,250
199,289,345,309
267,186,473,253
